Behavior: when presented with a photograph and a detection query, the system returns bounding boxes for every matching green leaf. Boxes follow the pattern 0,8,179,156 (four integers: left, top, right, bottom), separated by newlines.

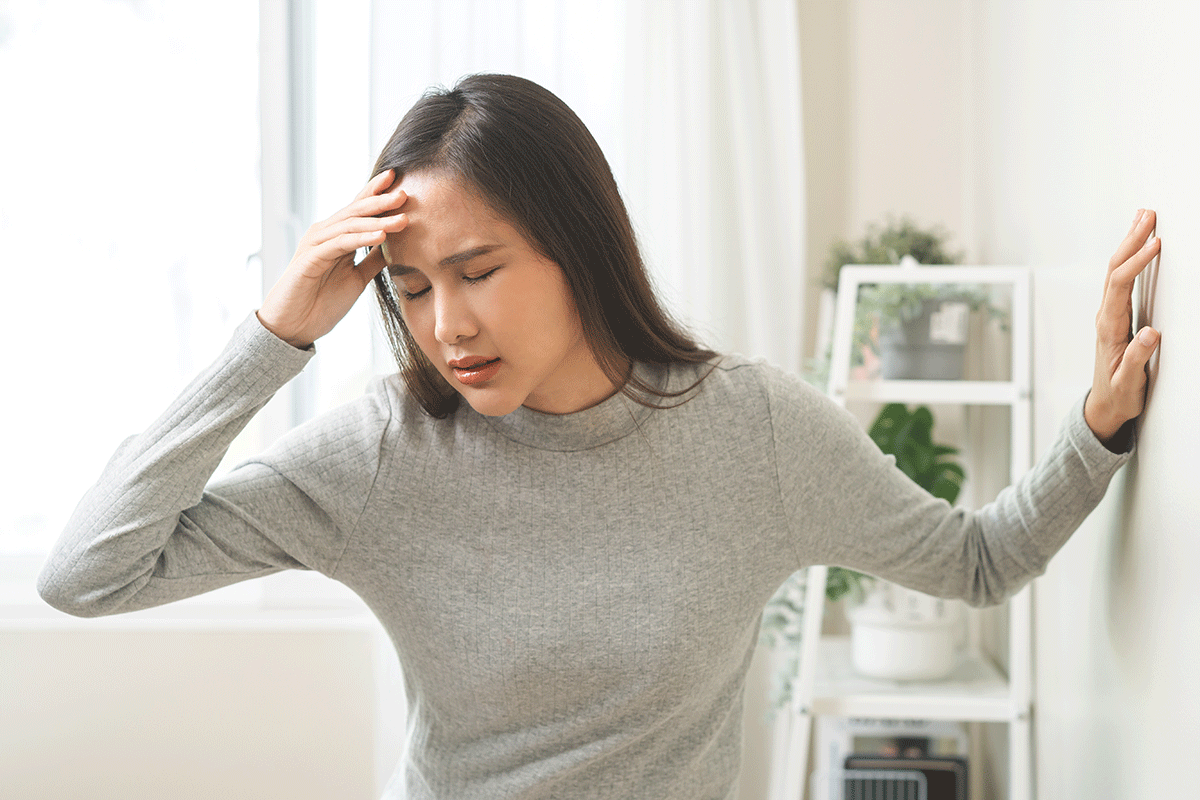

931,476,962,503
938,462,966,480
911,407,934,443
868,403,967,498
868,404,907,451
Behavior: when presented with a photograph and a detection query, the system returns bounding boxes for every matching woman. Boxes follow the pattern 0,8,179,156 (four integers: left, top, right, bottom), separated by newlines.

38,74,1159,799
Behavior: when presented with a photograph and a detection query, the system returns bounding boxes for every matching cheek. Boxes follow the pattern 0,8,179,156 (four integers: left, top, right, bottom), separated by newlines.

400,305,437,352
501,292,573,354
540,285,585,345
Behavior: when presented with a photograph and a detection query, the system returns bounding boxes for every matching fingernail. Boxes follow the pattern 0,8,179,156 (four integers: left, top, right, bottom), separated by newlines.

1137,327,1157,345
1134,209,1144,224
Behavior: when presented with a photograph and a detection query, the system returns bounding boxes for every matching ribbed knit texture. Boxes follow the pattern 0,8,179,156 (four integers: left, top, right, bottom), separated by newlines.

38,314,1131,799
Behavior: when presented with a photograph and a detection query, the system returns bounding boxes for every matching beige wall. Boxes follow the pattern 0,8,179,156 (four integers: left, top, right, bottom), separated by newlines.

800,0,972,358
0,588,402,800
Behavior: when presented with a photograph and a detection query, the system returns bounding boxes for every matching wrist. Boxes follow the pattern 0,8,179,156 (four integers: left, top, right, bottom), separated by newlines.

1083,391,1124,448
255,310,313,350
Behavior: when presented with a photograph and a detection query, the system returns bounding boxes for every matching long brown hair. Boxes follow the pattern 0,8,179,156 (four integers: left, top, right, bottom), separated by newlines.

371,73,715,418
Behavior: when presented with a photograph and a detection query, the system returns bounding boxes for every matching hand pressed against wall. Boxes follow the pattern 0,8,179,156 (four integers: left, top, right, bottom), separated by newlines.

1084,209,1161,448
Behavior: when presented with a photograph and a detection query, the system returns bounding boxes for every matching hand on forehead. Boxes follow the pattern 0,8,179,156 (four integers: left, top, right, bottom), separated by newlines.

380,171,517,269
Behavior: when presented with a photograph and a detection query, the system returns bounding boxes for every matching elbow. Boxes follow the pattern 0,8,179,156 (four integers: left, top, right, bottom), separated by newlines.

963,590,1009,610
36,567,112,618
958,522,1041,608
961,568,1028,609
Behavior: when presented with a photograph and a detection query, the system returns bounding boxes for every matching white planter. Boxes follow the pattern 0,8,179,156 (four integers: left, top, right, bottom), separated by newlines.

847,582,963,681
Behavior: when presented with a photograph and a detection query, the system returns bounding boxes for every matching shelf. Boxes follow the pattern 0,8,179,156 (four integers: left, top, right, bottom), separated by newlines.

833,379,1027,406
809,637,1019,722
776,265,1035,800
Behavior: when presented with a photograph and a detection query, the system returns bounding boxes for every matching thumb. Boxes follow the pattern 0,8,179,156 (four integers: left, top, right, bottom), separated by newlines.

1112,326,1159,391
355,244,388,282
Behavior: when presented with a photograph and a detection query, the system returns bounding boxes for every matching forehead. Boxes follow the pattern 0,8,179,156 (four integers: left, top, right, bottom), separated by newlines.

398,171,490,220
382,171,515,265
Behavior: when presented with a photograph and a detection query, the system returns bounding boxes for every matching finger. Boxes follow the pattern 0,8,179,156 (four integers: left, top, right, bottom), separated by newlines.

314,189,408,235
354,244,388,281
325,214,408,262
313,211,407,245
329,185,405,221
1111,325,1160,395
369,189,409,219
1098,236,1159,335
1140,207,1157,233
1122,207,1151,238
1106,235,1159,299
1107,209,1157,275
348,186,408,221
1125,208,1143,235
353,169,395,201
306,230,391,270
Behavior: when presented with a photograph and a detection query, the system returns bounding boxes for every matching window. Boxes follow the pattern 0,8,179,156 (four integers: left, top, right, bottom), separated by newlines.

1,0,261,556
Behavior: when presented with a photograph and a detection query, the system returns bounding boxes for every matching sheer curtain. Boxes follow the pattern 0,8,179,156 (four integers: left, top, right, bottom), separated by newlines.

368,0,805,369
623,0,805,368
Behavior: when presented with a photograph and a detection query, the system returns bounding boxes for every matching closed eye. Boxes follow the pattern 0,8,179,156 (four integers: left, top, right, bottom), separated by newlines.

398,266,500,301
464,266,501,284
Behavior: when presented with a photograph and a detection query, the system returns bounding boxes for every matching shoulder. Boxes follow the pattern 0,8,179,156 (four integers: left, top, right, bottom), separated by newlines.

256,373,427,476
672,354,860,444
669,354,830,411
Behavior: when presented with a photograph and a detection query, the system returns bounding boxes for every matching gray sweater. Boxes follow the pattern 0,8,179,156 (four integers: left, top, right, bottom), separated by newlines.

38,314,1130,799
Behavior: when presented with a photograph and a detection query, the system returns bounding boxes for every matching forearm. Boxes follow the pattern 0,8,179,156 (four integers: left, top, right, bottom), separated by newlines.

961,393,1131,604
37,314,313,616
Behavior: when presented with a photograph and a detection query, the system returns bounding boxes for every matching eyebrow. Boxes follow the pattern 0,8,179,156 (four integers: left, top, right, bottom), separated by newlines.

386,245,503,277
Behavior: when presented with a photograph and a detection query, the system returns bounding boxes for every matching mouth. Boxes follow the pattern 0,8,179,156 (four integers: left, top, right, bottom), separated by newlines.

448,357,502,386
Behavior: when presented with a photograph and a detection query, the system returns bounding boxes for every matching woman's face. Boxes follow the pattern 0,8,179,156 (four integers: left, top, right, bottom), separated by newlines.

381,171,618,417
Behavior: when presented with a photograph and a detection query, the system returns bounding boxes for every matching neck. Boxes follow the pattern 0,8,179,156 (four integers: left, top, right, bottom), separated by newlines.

523,352,627,415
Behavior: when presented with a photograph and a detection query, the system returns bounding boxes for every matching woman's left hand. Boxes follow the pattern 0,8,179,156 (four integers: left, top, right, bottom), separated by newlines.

1084,208,1161,448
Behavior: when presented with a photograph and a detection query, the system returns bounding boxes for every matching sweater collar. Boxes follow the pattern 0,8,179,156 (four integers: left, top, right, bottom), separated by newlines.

475,363,666,451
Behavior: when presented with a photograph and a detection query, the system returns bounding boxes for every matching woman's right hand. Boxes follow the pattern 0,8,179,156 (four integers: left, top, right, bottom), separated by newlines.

257,169,409,349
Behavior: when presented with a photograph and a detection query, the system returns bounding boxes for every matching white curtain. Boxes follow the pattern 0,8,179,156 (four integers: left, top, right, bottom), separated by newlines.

368,0,805,369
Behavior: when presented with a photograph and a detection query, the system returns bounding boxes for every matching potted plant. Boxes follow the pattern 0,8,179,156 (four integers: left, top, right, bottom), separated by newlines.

856,279,1001,380
821,217,964,293
811,217,1007,383
761,402,968,703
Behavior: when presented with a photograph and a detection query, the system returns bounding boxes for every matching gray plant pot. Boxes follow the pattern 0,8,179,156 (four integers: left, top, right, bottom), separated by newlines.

878,298,969,380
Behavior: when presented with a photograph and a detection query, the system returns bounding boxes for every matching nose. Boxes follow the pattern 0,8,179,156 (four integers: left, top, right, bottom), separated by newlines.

433,288,478,345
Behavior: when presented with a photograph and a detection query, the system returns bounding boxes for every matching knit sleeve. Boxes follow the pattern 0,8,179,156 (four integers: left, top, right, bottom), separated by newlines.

36,314,392,617
764,368,1131,607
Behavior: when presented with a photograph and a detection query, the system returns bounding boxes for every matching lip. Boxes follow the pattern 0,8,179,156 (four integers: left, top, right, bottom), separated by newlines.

449,357,501,386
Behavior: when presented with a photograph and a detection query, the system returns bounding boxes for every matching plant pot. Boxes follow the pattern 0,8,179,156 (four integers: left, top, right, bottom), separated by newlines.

878,298,970,380
847,582,962,681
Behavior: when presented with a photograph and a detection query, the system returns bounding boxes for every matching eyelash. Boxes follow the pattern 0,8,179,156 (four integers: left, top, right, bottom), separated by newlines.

400,267,501,301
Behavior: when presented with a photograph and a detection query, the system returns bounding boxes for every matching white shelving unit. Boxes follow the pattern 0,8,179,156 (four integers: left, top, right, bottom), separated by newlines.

779,264,1033,800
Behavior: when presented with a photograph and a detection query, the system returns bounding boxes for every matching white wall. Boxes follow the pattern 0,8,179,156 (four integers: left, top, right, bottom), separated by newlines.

800,1,1200,798
966,3,1200,798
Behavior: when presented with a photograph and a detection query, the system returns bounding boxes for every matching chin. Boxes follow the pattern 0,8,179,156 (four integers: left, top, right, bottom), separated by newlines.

459,391,525,418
